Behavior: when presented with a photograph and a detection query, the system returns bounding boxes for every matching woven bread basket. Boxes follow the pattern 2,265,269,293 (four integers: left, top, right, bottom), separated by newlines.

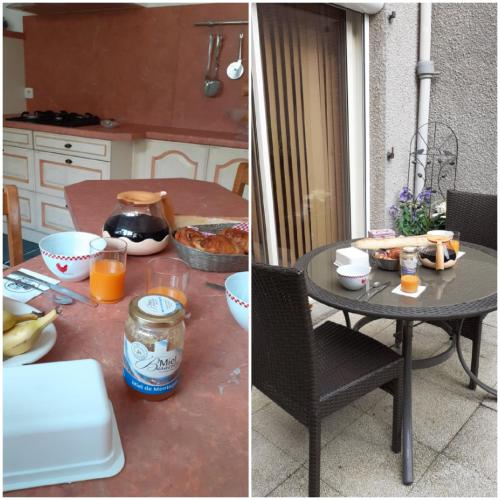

173,224,248,272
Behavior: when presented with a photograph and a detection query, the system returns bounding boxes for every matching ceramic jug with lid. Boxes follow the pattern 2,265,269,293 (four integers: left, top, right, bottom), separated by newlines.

103,191,176,255
419,230,457,271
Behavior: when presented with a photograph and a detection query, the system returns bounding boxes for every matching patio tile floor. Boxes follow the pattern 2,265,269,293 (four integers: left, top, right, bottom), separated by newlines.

252,309,497,497
268,467,341,497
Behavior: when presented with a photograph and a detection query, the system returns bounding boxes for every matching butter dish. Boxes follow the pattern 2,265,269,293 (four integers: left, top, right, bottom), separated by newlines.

3,359,125,492
334,247,369,267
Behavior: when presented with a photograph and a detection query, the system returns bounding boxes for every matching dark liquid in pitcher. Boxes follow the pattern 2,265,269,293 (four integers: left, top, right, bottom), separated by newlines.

420,246,457,263
104,214,169,242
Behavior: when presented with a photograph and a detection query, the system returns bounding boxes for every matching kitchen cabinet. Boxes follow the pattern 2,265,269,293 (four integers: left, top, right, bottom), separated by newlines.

16,188,37,231
133,140,249,199
3,145,36,191
133,140,209,180
34,131,111,161
3,128,133,242
4,128,33,148
34,151,110,198
206,147,248,198
35,192,76,233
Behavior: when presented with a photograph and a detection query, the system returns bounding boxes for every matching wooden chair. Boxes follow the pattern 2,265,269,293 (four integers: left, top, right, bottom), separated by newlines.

232,162,248,197
253,263,404,496
3,185,24,267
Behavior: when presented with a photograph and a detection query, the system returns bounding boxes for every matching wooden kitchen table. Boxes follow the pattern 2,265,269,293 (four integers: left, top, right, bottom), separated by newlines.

4,179,249,497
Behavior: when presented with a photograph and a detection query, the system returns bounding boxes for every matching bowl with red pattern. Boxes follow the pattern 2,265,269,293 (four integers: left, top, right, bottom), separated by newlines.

225,271,249,331
39,231,101,281
336,265,371,291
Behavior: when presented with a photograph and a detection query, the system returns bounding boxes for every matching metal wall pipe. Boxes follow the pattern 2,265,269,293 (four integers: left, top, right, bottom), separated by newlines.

415,2,434,194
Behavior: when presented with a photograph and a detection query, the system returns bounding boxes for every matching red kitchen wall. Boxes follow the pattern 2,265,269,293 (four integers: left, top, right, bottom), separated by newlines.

23,4,248,134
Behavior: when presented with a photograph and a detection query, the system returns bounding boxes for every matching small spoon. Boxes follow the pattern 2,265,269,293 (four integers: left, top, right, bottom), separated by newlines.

53,295,74,305
356,281,383,300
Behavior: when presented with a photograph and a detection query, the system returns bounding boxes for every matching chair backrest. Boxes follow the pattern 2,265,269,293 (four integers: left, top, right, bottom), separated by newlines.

252,263,319,422
232,162,248,197
446,190,497,250
3,185,24,267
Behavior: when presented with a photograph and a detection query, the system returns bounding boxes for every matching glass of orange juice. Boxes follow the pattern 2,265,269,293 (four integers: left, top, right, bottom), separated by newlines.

447,231,460,254
89,237,127,303
146,257,190,312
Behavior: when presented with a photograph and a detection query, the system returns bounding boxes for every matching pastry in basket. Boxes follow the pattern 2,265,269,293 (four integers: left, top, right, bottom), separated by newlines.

192,235,241,254
374,248,401,260
219,228,249,254
175,227,204,247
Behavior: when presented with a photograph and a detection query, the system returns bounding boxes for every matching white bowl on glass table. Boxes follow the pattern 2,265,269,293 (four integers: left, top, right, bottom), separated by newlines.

336,265,371,291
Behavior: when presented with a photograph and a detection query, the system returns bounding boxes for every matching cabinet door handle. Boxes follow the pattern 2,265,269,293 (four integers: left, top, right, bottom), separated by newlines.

65,159,73,164
64,143,72,149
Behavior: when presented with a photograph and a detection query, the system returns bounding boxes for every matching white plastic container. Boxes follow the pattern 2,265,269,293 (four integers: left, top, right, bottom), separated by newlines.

334,247,369,267
3,359,125,492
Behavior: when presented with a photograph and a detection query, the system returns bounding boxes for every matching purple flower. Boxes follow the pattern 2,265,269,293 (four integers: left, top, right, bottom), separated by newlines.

399,186,412,202
389,204,399,217
417,187,432,204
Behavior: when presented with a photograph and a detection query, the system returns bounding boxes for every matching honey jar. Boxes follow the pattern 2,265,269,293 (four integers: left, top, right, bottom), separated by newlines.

123,294,185,401
400,246,419,275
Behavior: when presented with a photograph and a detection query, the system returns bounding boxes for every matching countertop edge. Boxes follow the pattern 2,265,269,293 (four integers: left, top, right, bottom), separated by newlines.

3,120,248,149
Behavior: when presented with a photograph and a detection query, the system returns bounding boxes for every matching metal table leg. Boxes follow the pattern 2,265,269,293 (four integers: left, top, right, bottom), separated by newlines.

402,320,414,485
455,319,497,398
342,310,351,329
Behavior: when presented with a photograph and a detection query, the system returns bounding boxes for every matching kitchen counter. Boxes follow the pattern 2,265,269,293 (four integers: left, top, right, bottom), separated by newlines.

3,119,248,149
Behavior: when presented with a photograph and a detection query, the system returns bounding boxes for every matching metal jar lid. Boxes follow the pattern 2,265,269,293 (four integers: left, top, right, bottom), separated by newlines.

402,246,418,253
129,294,185,327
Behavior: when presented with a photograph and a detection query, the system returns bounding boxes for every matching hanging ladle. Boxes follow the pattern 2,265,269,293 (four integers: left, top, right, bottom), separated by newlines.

226,32,244,80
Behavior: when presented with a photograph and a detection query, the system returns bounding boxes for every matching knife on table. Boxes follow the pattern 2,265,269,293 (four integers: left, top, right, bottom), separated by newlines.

356,281,391,301
9,270,98,307
363,282,391,302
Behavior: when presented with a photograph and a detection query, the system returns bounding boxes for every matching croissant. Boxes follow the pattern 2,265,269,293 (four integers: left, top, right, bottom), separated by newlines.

192,235,241,254
175,227,204,248
219,228,249,254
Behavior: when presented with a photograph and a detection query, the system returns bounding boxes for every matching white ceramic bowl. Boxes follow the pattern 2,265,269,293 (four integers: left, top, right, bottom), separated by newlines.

225,271,249,331
336,264,371,291
39,231,101,281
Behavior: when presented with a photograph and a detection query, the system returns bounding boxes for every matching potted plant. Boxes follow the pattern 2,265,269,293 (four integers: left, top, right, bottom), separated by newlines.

390,186,446,236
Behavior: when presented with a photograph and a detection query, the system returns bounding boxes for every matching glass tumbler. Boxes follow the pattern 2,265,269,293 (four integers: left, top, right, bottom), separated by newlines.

89,237,127,303
146,257,190,310
447,231,460,254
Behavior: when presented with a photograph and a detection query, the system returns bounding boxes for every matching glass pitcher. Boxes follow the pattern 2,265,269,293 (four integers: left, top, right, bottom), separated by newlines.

103,191,175,256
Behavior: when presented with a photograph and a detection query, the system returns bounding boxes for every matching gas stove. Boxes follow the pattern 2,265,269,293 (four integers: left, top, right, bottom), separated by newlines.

6,110,101,127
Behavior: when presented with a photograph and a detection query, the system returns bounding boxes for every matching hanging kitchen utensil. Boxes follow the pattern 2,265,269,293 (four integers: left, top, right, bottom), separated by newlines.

203,33,215,96
205,33,223,97
226,32,244,80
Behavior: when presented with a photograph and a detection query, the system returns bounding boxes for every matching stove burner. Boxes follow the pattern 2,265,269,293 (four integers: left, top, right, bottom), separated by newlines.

7,110,101,127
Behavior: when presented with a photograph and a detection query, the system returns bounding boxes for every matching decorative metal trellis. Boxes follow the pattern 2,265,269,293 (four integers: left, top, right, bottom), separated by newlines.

407,122,458,211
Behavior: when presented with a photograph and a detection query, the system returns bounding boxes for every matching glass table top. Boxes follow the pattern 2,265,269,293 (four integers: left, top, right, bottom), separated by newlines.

304,242,497,317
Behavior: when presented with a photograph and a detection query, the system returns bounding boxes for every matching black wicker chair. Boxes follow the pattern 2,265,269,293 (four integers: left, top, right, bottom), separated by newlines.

252,263,405,497
446,190,497,389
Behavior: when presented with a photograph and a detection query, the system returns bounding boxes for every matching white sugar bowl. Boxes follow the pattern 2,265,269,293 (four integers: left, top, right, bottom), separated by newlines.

336,265,371,291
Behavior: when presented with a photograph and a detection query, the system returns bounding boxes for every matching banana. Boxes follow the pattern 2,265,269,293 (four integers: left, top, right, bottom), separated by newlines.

3,309,43,333
3,309,58,357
